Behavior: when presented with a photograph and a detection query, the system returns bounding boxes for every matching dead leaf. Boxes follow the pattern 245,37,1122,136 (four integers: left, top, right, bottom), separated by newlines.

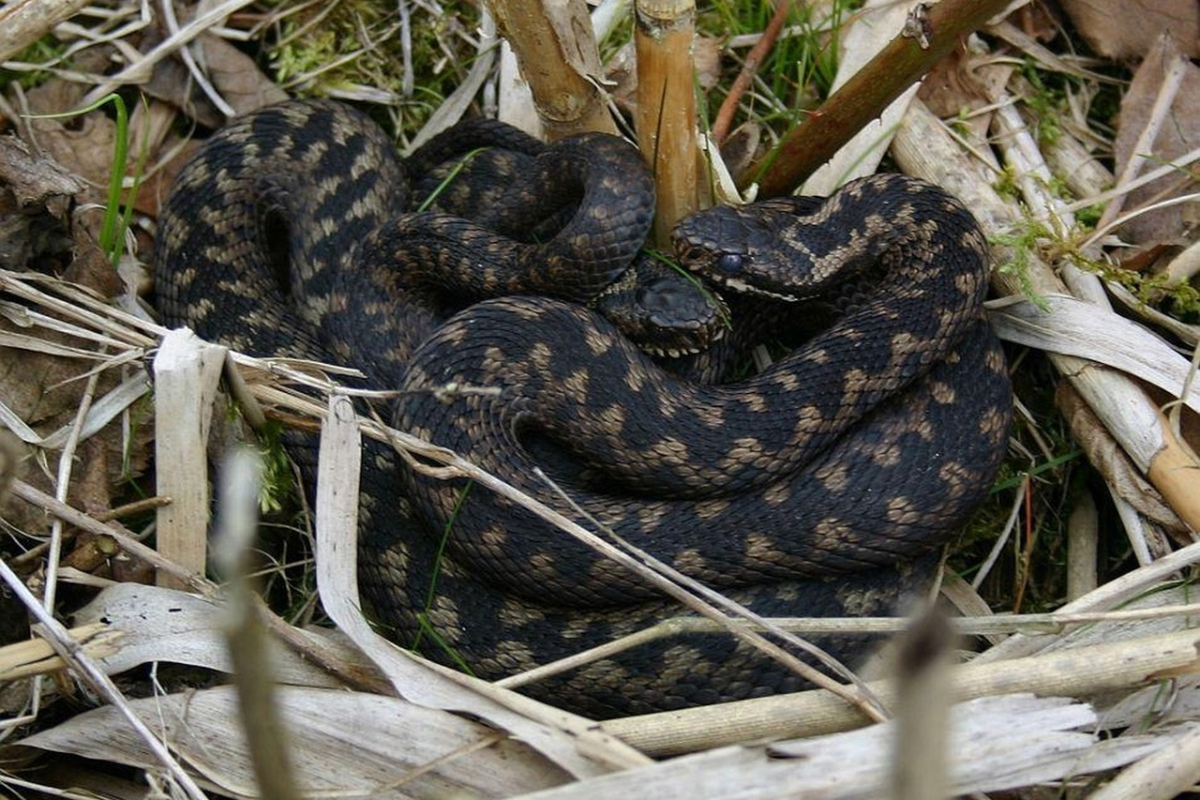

19,685,572,799
0,136,78,272
1113,34,1200,246
139,31,286,128
0,134,83,211
719,122,762,185
136,134,200,222
61,211,123,297
144,59,224,130
918,44,996,121
1061,0,1199,60
23,50,125,210
0,311,153,540
199,35,289,115
1011,1,1064,44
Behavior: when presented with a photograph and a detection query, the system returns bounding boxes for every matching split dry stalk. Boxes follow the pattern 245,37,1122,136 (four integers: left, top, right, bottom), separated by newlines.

635,0,702,244
0,0,92,62
484,0,616,138
153,330,226,587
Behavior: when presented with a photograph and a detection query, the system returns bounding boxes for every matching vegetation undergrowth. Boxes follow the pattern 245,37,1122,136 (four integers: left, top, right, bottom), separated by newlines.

3,1,1200,795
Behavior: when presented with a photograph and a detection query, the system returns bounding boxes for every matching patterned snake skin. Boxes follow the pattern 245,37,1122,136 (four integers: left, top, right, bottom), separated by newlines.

153,99,1012,718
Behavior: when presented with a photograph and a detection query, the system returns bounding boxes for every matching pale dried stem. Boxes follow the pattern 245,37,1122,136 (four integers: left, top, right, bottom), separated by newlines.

0,622,115,682
44,358,102,611
1090,723,1200,800
601,625,1200,757
157,0,236,117
1036,115,1115,199
1058,147,1200,215
500,600,1200,678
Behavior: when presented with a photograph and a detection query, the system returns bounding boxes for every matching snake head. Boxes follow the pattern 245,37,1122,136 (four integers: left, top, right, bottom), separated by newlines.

671,200,827,301
593,255,728,357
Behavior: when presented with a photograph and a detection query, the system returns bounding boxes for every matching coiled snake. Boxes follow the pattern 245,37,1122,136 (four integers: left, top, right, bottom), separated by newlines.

154,99,1012,718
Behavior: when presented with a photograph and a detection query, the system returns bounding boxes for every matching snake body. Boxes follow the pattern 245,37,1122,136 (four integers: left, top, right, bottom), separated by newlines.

154,99,1012,717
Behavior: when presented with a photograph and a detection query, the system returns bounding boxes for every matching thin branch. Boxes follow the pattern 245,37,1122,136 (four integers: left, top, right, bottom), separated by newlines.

710,0,793,145
752,0,1013,196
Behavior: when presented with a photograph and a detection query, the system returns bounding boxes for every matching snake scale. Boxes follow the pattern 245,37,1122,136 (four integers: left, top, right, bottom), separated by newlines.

154,99,1012,718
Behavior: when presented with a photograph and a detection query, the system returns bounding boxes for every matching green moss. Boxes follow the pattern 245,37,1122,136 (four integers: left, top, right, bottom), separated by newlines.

990,219,1054,311
262,0,480,138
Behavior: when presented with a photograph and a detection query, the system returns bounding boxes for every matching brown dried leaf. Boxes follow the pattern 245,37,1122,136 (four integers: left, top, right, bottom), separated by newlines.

1061,0,1199,60
1113,34,1200,246
131,135,198,221
141,34,287,128
61,211,124,298
719,122,762,185
0,135,83,210
0,315,152,539
0,136,79,271
141,47,226,131
1011,1,1064,44
199,35,289,115
920,49,987,116
24,79,121,210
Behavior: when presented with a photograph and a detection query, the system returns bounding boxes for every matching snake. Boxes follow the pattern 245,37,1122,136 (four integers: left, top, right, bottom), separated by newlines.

153,99,1012,718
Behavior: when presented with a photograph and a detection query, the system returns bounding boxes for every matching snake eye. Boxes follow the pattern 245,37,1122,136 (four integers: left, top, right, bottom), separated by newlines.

717,253,744,274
